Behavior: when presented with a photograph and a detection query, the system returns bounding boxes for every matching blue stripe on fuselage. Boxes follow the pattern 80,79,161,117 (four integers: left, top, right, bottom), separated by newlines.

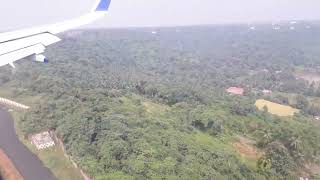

95,0,111,11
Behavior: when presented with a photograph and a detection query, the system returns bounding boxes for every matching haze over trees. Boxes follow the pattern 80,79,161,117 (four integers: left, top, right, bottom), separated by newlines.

1,23,320,179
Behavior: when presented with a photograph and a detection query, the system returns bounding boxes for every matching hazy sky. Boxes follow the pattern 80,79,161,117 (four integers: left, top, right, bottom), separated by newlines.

1,0,320,31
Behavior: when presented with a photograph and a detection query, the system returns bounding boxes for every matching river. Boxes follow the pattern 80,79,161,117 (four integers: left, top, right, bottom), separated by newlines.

0,108,56,180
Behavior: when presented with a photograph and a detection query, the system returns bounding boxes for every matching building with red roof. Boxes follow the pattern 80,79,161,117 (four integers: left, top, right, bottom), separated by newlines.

226,87,244,95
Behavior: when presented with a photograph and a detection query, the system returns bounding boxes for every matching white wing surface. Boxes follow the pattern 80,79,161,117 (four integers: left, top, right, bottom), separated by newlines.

0,0,111,68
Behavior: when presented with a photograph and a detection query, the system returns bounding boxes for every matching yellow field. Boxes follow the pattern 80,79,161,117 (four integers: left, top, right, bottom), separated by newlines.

255,99,299,116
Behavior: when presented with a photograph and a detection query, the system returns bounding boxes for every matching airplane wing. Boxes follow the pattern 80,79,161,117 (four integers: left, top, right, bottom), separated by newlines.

0,0,111,68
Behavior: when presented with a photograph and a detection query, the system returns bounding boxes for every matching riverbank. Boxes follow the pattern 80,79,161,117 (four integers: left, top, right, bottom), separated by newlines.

0,149,23,180
11,112,84,180
0,109,56,180
0,88,84,180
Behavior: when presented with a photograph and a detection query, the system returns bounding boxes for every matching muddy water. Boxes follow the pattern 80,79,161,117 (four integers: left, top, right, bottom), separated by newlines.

0,109,56,180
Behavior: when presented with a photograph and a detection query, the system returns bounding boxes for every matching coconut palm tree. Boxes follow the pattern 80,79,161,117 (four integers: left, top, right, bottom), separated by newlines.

289,136,302,151
263,131,273,142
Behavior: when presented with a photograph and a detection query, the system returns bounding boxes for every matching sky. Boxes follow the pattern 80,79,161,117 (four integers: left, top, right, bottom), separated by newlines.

1,0,320,31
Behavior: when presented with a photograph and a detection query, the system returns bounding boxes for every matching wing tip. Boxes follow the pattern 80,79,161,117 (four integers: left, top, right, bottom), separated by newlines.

94,0,111,12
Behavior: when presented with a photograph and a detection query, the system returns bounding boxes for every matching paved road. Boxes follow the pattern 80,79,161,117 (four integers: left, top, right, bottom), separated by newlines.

0,109,56,180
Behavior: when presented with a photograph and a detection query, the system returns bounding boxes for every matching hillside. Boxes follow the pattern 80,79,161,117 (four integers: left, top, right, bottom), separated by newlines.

1,25,320,179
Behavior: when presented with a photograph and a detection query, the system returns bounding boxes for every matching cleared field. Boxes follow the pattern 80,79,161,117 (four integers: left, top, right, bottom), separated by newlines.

143,101,169,115
233,136,261,160
294,71,320,83
255,99,299,116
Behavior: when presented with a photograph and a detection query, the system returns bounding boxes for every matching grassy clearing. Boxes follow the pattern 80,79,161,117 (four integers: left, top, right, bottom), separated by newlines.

255,99,299,116
143,101,169,116
36,147,84,180
0,88,15,98
0,88,42,109
184,132,234,154
194,133,230,150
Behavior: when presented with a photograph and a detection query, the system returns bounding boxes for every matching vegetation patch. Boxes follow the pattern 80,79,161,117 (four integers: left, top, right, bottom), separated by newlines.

255,99,299,116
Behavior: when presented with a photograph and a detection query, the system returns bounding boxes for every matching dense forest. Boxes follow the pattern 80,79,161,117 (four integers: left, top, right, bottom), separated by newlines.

1,23,320,179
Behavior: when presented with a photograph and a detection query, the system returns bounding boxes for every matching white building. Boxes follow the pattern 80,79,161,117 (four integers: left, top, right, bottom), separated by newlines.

31,131,55,150
262,89,272,94
273,26,281,30
300,177,309,180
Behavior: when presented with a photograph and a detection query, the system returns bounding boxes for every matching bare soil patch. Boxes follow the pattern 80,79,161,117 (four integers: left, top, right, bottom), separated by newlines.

233,137,261,159
0,149,23,180
295,71,320,84
304,162,320,176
